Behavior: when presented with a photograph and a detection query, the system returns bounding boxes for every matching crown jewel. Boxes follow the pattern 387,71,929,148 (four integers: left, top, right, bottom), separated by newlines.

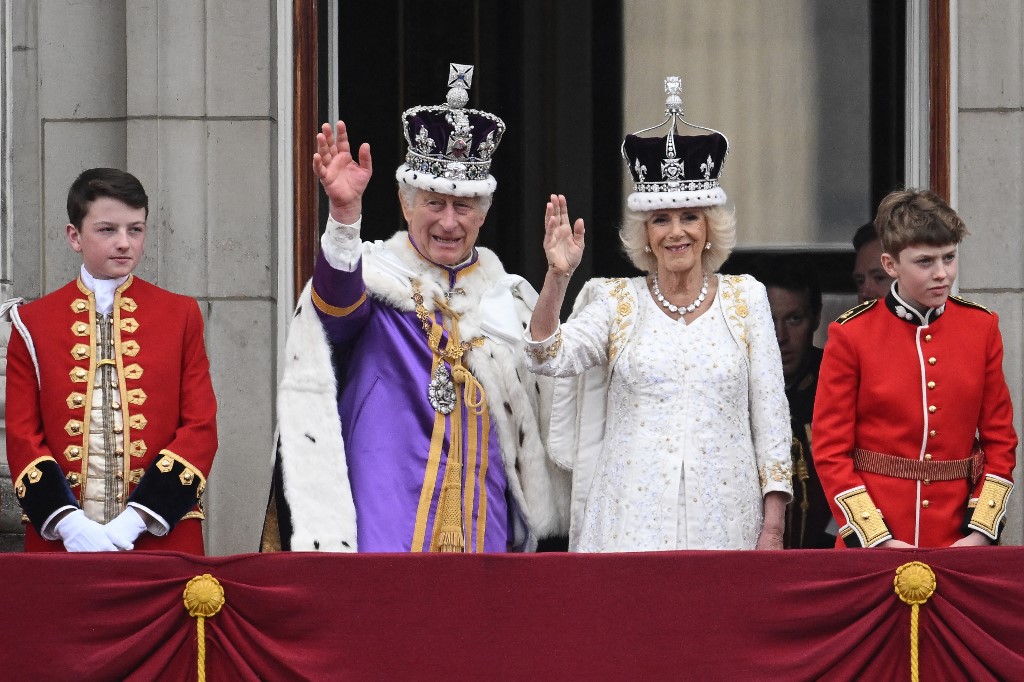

396,63,505,197
621,76,730,210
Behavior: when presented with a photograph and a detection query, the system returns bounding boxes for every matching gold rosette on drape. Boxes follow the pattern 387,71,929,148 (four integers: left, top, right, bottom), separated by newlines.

894,561,936,682
184,574,226,682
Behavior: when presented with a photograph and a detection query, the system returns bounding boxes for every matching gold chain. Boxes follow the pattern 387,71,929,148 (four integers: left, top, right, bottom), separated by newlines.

412,281,484,362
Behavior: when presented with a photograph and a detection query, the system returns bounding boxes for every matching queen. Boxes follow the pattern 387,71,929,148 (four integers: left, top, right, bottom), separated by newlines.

525,77,793,552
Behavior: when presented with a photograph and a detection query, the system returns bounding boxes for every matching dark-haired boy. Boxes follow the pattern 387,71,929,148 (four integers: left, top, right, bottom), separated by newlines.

813,189,1016,548
4,168,217,553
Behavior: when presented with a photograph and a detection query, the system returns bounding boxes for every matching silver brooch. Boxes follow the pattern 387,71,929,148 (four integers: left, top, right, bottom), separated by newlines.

428,365,457,414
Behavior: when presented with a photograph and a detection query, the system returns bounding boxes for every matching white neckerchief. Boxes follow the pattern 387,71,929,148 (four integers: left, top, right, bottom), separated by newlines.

79,265,129,315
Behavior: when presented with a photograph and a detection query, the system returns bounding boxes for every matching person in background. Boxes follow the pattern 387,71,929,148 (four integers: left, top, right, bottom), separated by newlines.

264,64,568,553
852,221,894,303
813,188,1016,548
3,168,217,553
524,77,792,552
748,255,834,548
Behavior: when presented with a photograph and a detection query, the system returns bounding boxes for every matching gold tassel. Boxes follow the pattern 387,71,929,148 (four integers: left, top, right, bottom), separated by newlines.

894,562,936,682
183,574,225,682
430,356,466,553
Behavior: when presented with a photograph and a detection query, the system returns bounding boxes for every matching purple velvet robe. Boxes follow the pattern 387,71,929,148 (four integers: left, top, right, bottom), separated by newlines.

312,246,512,552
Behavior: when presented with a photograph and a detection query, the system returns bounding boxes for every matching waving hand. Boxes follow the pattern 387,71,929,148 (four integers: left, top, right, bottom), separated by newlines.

313,121,373,224
543,194,585,277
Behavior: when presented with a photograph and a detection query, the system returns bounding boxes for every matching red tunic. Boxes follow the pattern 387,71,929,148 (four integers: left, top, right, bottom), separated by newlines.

812,291,1016,548
6,276,217,552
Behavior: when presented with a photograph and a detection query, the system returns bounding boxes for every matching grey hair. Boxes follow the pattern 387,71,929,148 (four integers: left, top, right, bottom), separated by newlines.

619,205,737,274
397,184,493,213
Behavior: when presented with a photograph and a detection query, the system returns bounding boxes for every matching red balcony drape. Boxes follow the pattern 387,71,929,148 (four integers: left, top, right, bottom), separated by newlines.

2,547,1023,680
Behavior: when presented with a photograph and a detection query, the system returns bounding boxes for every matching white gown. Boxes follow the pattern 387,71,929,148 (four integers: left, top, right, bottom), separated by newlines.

526,275,793,551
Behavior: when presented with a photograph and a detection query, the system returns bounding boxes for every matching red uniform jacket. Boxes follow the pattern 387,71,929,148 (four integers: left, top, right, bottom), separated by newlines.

6,276,217,552
812,290,1016,548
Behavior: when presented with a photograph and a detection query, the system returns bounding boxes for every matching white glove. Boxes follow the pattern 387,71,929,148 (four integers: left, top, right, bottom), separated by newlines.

103,507,148,550
55,509,119,552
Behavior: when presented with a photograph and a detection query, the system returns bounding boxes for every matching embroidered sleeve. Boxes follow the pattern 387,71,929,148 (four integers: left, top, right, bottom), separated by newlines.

523,279,621,378
968,314,1017,541
967,474,1013,540
740,279,794,501
835,486,892,547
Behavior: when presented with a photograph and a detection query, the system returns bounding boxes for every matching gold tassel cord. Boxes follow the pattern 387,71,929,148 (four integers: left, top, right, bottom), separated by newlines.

417,288,487,553
183,574,226,682
894,562,936,682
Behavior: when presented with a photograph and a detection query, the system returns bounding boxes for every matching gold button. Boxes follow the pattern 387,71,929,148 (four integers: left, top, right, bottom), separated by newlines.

922,500,930,508
861,512,871,520
115,447,124,456
72,395,83,406
76,369,86,379
925,334,932,342
111,402,121,410
77,323,87,333
928,357,937,365
927,381,936,389
110,380,118,388
928,405,937,413
929,430,937,437
924,453,932,460
116,472,124,480
988,499,996,508
923,479,931,485
116,494,124,503
75,302,86,311
114,425,123,434
70,447,80,456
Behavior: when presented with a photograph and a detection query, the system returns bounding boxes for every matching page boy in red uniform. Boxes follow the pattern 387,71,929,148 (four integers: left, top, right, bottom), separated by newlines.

4,168,217,553
813,188,1016,548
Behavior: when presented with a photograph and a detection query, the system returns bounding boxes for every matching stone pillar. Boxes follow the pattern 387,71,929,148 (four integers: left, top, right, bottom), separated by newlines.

956,1,1024,544
124,1,277,555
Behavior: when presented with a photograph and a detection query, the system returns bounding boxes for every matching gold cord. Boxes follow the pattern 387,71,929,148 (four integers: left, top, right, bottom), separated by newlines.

894,562,936,682
183,574,225,682
414,281,487,552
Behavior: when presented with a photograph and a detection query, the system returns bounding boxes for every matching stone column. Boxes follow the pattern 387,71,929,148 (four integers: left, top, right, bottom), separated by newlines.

125,1,277,554
956,1,1024,544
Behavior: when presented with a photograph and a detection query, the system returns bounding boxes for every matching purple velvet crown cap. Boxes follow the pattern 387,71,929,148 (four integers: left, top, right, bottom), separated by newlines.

622,76,730,211
395,63,505,198
623,132,729,211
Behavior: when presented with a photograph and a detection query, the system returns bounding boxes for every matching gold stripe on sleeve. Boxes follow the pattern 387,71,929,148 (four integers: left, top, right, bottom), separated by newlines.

311,286,367,317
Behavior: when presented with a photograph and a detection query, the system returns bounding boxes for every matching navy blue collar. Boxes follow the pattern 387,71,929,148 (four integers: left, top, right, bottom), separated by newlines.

885,282,945,326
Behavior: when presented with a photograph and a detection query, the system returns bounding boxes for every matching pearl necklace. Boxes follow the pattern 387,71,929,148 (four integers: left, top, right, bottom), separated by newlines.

652,273,709,314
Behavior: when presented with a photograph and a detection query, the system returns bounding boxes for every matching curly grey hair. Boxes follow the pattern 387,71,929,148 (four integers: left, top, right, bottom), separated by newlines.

619,205,737,274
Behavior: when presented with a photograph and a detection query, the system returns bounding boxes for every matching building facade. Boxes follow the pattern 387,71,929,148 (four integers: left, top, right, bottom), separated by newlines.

1,0,1022,552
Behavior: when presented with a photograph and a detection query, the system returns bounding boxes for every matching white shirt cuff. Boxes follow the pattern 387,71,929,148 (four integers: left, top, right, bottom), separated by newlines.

41,505,78,540
128,502,170,536
320,215,363,272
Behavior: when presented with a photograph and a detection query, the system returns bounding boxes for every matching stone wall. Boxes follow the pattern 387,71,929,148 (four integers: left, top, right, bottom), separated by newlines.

956,0,1024,544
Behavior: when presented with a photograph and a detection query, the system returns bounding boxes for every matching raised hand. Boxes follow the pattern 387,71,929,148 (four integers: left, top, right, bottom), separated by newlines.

543,194,585,277
312,121,373,224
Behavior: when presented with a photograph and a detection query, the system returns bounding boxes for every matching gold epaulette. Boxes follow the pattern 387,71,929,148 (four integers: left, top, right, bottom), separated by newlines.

836,299,877,325
948,295,993,315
